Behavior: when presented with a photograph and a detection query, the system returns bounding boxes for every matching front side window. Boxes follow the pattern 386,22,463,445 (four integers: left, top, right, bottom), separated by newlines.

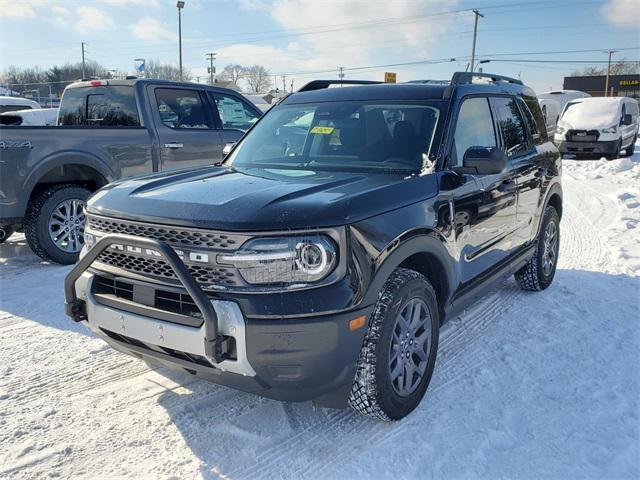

226,101,442,173
492,96,529,157
155,88,208,129
210,93,259,131
453,97,496,166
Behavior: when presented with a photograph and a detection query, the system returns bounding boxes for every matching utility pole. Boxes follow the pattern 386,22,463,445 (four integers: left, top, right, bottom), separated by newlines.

604,50,616,97
338,66,345,82
469,9,484,73
290,79,294,93
81,42,86,79
177,1,185,81
206,52,216,85
281,75,286,93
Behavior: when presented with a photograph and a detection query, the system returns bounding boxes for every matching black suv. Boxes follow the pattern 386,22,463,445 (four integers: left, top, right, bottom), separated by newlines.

65,72,562,421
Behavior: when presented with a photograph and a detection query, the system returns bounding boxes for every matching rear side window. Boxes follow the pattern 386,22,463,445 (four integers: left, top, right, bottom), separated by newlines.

155,88,209,129
210,93,259,131
59,86,140,126
453,97,496,166
492,96,529,158
520,96,548,143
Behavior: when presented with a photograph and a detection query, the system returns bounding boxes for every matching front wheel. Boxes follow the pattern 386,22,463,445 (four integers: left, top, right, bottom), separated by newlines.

623,136,636,157
515,206,560,291
349,268,439,421
24,184,91,264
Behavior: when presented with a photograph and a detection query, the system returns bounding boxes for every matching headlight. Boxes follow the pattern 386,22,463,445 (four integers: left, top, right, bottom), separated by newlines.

602,125,617,134
219,235,337,285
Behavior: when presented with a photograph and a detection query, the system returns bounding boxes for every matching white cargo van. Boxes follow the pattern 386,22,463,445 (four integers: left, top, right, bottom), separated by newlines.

539,98,561,136
538,90,590,113
554,97,639,159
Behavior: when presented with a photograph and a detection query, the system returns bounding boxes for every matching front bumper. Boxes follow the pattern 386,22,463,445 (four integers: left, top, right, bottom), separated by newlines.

556,139,620,157
65,235,370,407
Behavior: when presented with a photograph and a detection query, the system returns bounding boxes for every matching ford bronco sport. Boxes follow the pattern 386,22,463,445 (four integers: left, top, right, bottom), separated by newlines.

65,73,562,421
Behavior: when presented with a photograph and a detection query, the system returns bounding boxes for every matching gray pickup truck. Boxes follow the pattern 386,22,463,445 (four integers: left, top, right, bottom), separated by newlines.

0,78,261,263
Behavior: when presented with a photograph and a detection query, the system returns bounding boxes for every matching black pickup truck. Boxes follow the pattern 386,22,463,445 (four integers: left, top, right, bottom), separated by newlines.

0,78,262,263
65,73,562,420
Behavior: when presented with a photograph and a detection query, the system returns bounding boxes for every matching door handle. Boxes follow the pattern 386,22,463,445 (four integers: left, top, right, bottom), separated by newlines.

164,143,184,149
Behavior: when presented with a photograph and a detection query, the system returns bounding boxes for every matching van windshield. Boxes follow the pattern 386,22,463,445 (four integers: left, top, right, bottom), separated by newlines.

562,99,620,124
226,101,442,173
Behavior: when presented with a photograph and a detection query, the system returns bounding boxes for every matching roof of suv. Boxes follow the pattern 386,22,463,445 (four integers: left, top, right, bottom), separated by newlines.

282,74,536,105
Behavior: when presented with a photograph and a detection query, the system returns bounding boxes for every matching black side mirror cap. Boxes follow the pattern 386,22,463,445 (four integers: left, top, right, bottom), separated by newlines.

622,114,633,126
451,146,507,175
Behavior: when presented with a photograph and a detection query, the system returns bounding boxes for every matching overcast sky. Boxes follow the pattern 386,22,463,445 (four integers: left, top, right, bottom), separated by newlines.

0,0,638,93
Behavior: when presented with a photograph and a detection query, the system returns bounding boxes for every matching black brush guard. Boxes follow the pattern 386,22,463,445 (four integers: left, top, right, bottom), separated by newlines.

64,234,229,363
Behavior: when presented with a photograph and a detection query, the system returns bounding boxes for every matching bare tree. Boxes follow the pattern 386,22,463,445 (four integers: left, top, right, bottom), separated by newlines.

571,59,640,76
219,64,246,86
244,64,271,93
144,60,192,82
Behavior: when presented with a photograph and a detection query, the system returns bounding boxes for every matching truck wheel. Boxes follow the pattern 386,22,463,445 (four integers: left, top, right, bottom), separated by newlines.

0,226,15,244
606,140,622,160
623,136,636,157
515,206,560,291
24,184,91,264
349,268,439,421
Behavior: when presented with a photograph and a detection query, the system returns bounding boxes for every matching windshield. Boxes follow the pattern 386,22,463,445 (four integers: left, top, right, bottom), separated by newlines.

561,99,619,124
226,101,442,173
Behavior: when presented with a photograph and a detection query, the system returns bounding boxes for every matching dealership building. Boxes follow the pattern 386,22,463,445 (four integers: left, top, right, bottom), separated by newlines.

563,74,640,98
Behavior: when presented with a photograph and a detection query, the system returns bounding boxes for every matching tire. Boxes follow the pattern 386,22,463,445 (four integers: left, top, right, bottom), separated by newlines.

349,268,440,421
623,136,636,157
605,139,622,160
24,184,91,264
515,206,560,291
0,225,15,244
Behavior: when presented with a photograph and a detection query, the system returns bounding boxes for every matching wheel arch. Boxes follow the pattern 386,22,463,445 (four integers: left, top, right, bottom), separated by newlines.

364,231,457,323
24,152,114,207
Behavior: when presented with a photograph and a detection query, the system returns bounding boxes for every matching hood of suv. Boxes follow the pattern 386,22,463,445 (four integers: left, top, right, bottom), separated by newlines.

87,166,439,231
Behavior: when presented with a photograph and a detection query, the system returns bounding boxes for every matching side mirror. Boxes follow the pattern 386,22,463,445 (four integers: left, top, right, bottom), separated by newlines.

222,142,236,157
622,114,633,126
452,146,507,175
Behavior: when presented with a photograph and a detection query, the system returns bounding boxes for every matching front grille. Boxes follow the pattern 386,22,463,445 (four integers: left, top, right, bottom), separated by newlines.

567,129,599,142
96,249,241,287
87,216,249,250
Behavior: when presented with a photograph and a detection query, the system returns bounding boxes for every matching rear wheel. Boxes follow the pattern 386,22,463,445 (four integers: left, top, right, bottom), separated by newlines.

515,206,560,291
24,184,90,264
0,226,15,244
349,268,439,421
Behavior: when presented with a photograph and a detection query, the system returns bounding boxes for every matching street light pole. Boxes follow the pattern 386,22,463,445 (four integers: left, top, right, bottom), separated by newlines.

469,9,484,73
604,50,616,97
177,1,185,81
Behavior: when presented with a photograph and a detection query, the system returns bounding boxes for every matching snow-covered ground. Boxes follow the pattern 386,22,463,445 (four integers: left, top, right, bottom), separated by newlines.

1,144,639,479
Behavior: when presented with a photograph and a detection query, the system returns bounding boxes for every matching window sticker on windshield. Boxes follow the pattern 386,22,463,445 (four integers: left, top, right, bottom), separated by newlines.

310,126,334,134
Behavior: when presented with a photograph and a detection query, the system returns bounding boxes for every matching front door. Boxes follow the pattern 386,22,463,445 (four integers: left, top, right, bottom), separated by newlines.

207,91,261,151
449,96,518,283
149,86,223,171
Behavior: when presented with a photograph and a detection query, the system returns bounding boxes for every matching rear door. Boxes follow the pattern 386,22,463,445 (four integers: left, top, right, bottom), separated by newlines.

491,95,543,247
148,86,223,171
207,91,261,148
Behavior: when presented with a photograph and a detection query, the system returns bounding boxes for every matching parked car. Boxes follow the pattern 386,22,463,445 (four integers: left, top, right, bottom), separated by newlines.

538,98,561,137
65,72,562,421
554,96,639,159
0,78,262,261
538,89,590,113
0,107,59,126
0,95,41,114
243,94,271,112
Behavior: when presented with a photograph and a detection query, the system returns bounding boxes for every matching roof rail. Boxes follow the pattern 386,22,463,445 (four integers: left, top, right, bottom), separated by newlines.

451,71,523,86
298,79,383,92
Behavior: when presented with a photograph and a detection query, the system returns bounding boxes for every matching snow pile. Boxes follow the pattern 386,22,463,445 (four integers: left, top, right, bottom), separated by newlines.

0,143,639,479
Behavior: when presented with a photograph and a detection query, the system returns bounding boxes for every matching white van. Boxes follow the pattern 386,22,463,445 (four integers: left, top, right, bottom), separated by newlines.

538,98,561,136
538,90,590,113
554,97,639,159
0,96,41,114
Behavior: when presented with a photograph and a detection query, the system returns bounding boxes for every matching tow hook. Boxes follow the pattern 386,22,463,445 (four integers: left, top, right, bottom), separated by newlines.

204,334,233,363
65,300,87,322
